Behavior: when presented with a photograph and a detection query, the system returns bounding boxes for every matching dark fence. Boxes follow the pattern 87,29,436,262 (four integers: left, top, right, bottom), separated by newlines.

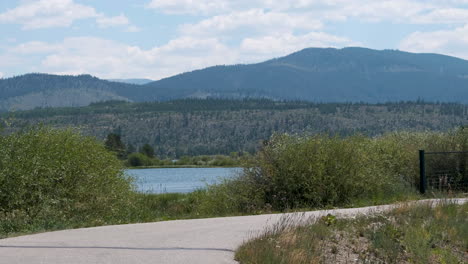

419,150,468,194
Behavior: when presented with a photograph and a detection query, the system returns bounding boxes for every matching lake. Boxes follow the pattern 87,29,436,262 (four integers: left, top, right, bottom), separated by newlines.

125,167,243,193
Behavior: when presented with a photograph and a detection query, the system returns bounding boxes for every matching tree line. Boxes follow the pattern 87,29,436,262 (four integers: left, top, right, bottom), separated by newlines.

3,99,468,158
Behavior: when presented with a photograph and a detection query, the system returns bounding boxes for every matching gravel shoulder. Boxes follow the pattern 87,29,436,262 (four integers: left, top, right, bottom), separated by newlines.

1,198,466,264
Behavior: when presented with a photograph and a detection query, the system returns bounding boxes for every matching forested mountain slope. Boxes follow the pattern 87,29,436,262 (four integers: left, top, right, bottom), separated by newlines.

142,47,468,102
0,74,137,111
1,47,468,111
3,99,467,157
0,48,468,111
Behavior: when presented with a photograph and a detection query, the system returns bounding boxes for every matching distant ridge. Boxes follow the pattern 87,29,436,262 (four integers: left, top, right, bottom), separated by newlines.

0,73,137,111
1,47,468,111
141,47,468,102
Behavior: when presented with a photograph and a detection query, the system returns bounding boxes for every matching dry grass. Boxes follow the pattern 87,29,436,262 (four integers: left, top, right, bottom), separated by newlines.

236,201,468,264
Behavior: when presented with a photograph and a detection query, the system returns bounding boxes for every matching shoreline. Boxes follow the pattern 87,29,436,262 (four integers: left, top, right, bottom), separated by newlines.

125,165,242,169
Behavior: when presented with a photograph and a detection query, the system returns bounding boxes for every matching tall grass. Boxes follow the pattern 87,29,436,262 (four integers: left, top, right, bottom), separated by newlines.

235,201,468,264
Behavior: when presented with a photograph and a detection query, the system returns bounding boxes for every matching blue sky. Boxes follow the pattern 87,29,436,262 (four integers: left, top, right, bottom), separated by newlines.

1,0,468,80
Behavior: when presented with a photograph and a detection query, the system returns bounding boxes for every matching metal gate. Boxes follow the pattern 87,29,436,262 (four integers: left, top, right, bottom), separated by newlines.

419,150,468,194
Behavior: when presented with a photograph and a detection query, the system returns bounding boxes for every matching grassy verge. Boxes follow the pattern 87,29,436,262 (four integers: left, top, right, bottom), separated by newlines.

235,201,468,264
0,185,422,239
125,154,246,168
1,126,466,239
125,165,241,169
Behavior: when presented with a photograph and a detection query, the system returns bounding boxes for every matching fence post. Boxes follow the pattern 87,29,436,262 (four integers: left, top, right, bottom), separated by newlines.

419,150,426,194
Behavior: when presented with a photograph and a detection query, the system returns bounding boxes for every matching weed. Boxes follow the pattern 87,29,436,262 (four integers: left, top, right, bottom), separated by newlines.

236,202,468,264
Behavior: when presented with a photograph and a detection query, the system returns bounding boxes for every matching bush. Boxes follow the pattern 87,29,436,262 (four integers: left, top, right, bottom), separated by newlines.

229,129,467,211
198,175,265,216
234,134,408,210
127,152,154,167
140,144,155,158
0,127,134,235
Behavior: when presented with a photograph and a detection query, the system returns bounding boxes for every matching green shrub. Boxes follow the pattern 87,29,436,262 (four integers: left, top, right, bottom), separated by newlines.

0,126,134,235
236,134,405,210
233,129,467,211
126,151,162,167
140,144,155,158
209,156,237,167
198,174,266,216
127,152,153,167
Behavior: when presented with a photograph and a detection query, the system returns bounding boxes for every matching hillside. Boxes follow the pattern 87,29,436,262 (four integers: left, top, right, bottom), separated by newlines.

142,47,468,102
3,99,467,157
0,74,138,111
1,47,468,111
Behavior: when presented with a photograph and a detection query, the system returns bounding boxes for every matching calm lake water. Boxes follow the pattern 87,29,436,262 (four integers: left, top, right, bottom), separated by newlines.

125,167,242,193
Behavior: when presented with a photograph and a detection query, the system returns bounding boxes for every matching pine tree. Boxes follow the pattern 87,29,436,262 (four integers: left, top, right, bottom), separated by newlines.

104,133,126,159
140,143,155,158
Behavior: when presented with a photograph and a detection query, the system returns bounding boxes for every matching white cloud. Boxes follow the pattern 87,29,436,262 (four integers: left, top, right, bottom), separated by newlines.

147,0,468,25
16,36,235,79
0,0,139,31
10,41,62,54
146,0,230,15
180,9,323,36
96,14,129,28
146,0,330,15
399,24,468,59
0,53,26,69
7,29,357,79
240,32,357,56
412,8,468,24
0,0,98,29
0,72,3,79
147,0,468,65
336,0,432,23
3,0,468,80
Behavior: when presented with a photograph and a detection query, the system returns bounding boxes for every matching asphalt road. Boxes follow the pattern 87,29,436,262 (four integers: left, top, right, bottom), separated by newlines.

1,198,466,264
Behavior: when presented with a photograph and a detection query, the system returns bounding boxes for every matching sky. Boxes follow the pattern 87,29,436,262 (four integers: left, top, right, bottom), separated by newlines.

1,0,468,80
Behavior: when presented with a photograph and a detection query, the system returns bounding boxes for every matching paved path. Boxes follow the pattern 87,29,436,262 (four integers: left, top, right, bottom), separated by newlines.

1,199,466,264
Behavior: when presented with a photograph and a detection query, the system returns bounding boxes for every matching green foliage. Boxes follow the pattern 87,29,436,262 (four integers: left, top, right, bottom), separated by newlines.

4,99,467,158
235,202,468,264
104,133,126,159
321,214,337,226
124,153,244,168
125,192,207,222
0,125,466,241
140,143,155,158
172,155,243,167
368,203,468,263
126,151,166,167
127,152,154,167
224,129,467,212
236,134,409,210
120,129,463,220
0,127,134,236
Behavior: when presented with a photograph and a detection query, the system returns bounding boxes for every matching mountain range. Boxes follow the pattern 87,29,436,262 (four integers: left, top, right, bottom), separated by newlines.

1,47,468,111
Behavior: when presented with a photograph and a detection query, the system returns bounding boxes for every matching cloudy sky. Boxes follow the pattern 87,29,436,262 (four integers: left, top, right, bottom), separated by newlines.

1,0,468,80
